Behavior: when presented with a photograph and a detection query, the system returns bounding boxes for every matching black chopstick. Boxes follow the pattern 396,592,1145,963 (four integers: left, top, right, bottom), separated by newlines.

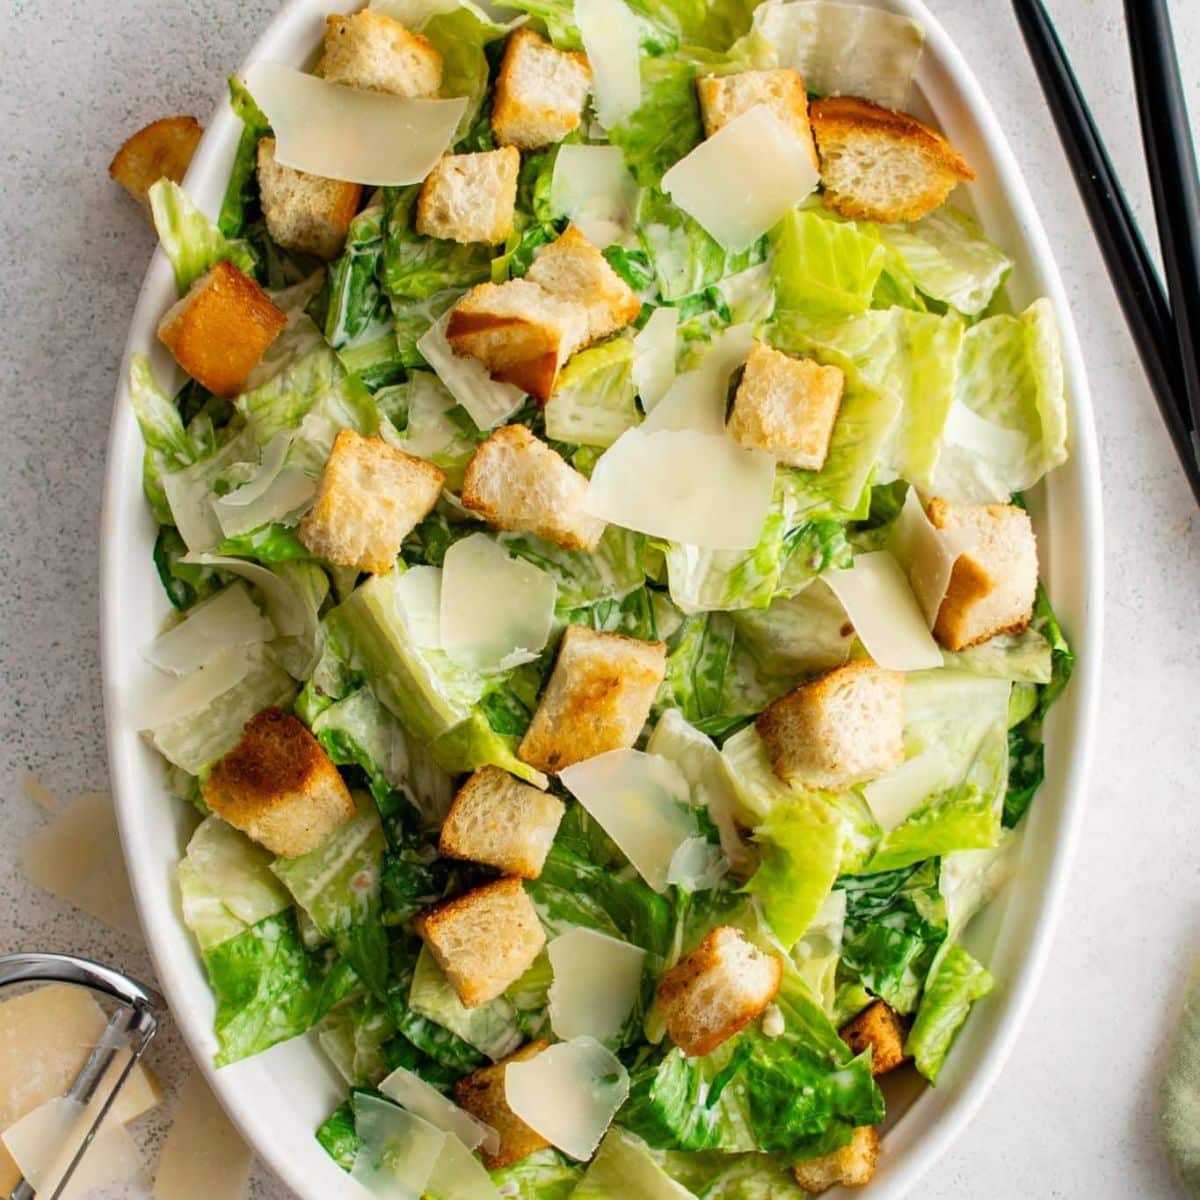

1012,0,1200,506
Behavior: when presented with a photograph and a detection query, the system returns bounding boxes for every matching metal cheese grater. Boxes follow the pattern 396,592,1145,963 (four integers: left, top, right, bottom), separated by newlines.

0,953,164,1200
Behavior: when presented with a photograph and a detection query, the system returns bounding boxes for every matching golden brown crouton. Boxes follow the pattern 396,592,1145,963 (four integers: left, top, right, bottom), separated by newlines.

810,96,974,223
439,766,565,879
928,499,1039,651
157,261,287,398
727,341,845,471
793,1126,880,1193
657,927,782,1057
492,28,592,150
840,1000,908,1076
697,69,817,167
460,425,605,551
202,708,355,858
417,148,521,245
299,429,445,575
320,10,443,97
518,625,668,774
108,115,203,208
256,138,362,261
756,661,905,790
454,1041,551,1168
414,877,546,1009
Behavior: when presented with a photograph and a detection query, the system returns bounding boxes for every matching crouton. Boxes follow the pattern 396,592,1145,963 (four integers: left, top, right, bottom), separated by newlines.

461,425,605,551
727,341,844,471
454,1041,551,1168
320,10,442,97
518,625,667,774
840,1000,908,1076
756,661,905,790
256,138,362,261
793,1126,880,1193
656,927,782,1057
810,96,974,223
298,429,445,575
446,279,588,401
202,708,355,858
109,115,203,208
417,147,521,245
414,877,546,1008
697,69,817,167
492,28,592,150
525,226,642,345
927,499,1039,651
439,767,565,879
157,261,287,398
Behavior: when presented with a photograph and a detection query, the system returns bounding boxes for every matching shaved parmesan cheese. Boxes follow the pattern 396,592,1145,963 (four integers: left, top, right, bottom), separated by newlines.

213,465,315,538
585,429,775,550
396,565,444,650
548,928,646,1043
21,794,140,937
425,1133,502,1200
665,837,728,891
147,583,273,675
863,748,953,830
641,324,754,435
504,1037,630,1161
559,750,697,892
550,145,638,248
440,534,557,670
633,306,678,410
351,1095,445,1199
417,312,525,431
576,0,641,129
886,489,971,627
136,646,252,730
824,551,943,670
242,63,465,185
662,107,819,253
184,817,292,926
153,1072,252,1200
379,1066,498,1156
943,400,1031,461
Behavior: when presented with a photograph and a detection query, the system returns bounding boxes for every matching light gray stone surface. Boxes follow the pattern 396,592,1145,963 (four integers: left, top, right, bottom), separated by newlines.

0,1,1196,1196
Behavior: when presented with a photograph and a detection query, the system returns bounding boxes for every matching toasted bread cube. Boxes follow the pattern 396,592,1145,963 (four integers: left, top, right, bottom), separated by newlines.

299,429,445,575
257,138,362,261
454,1041,551,1168
810,96,974,223
415,877,546,1008
793,1126,880,1193
157,261,286,398
840,1000,907,1076
492,28,592,150
461,425,605,551
417,148,521,245
727,341,844,471
320,10,442,97
518,625,667,774
109,115,203,208
657,927,782,1058
697,69,817,167
756,661,904,790
928,499,1039,651
440,767,565,879
525,226,642,346
202,708,355,857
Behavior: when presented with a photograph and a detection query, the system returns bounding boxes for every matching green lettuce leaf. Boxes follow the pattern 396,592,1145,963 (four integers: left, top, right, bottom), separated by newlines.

544,337,641,448
610,57,703,188
382,370,486,490
316,992,397,1088
382,184,492,302
905,942,994,1082
489,1150,584,1199
316,1100,361,1171
771,208,886,317
149,179,257,293
219,76,271,239
573,1127,695,1199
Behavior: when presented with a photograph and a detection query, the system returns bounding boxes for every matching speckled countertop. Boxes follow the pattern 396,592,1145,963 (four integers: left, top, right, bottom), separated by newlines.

1,1,1197,1196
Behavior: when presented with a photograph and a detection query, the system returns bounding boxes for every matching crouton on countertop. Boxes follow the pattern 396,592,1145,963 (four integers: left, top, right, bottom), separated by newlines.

454,1041,552,1168
811,96,974,223
492,28,592,150
109,115,203,208
320,10,443,97
697,69,818,167
202,708,356,858
414,877,546,1009
256,138,362,261
928,499,1038,651
439,766,565,879
461,424,605,551
840,999,908,1077
793,1126,880,1193
417,147,521,245
727,341,845,471
518,624,667,774
756,661,905,791
298,428,445,576
157,260,287,399
656,926,783,1057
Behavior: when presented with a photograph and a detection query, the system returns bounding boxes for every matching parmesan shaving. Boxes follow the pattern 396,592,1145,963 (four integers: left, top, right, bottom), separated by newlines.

863,748,954,831
886,489,972,628
379,1066,499,1155
641,323,754,435
417,311,525,431
146,583,273,676
550,145,638,248
153,1071,252,1200
351,1095,445,1199
395,565,445,650
547,928,646,1043
575,0,642,129
632,306,678,410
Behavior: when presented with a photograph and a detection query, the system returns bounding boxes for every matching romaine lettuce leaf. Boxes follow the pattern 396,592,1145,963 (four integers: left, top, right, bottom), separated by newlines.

502,525,646,609
544,337,641,448
610,57,704,188
315,203,393,361
905,942,994,1083
383,370,486,490
489,1149,584,1199
383,184,492,301
730,580,853,679
771,208,885,317
317,992,397,1088
791,888,847,1016
573,1127,695,1199
149,179,257,293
